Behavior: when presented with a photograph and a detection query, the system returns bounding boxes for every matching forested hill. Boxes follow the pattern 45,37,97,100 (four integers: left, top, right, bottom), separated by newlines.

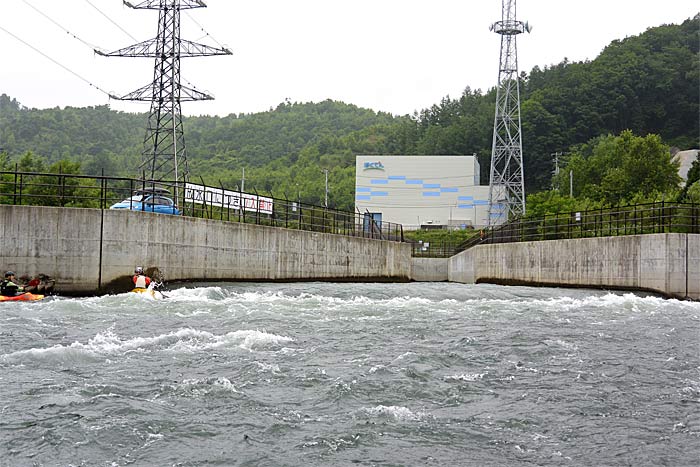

0,15,698,211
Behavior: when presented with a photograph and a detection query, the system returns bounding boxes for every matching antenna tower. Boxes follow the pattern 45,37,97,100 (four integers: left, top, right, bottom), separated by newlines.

97,0,231,193
487,0,530,225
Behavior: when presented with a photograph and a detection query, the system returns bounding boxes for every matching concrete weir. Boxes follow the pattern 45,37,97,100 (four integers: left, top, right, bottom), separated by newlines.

2,205,698,300
448,234,700,300
0,205,411,295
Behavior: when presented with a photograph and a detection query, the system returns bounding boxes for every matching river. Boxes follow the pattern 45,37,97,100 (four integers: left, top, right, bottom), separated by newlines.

1,282,698,466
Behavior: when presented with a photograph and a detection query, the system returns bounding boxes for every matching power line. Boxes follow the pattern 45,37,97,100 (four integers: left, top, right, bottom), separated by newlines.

8,1,210,108
0,23,115,99
21,0,100,50
185,11,228,50
84,0,138,42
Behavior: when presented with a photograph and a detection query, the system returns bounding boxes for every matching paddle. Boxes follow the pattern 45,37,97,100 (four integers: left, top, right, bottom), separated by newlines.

151,281,169,299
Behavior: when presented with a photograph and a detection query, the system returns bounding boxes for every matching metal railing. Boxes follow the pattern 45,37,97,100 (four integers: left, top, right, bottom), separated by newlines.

457,202,700,253
411,241,464,258
0,170,404,242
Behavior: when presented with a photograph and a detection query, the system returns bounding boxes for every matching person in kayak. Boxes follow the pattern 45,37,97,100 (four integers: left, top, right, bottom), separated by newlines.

1,271,24,297
132,267,152,289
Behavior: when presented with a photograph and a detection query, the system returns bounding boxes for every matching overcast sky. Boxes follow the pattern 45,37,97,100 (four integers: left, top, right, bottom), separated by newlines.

0,0,697,117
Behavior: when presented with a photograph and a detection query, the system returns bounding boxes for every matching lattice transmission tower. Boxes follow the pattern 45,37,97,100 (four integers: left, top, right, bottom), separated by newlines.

487,0,530,225
97,0,231,195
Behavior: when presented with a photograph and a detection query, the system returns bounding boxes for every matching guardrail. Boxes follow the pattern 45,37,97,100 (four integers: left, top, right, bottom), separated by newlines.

0,170,404,243
457,202,700,252
410,241,464,258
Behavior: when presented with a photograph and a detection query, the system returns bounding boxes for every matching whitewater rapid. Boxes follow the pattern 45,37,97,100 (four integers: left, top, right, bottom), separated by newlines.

1,282,698,466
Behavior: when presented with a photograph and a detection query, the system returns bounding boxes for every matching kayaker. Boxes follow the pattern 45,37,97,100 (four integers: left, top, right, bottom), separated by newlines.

132,267,152,289
1,271,24,297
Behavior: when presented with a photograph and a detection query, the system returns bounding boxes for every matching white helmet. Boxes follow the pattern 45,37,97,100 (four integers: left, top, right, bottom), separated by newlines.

135,266,144,275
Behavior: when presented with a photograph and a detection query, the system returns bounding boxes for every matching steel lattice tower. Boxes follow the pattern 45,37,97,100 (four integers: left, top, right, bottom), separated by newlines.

487,0,530,225
97,0,231,194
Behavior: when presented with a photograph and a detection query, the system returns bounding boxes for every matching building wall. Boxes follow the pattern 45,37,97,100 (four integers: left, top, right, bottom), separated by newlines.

671,149,699,182
355,155,497,230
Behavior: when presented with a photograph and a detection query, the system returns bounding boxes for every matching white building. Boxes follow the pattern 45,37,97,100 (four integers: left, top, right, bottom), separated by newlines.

355,155,502,230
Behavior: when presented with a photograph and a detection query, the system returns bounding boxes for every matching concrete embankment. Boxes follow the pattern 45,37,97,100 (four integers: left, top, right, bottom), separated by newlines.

448,234,700,300
0,205,411,295
3,205,697,299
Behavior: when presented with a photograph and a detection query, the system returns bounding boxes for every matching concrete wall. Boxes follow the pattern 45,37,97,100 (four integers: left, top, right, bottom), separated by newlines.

410,258,448,282
448,234,700,300
4,205,697,300
0,205,411,295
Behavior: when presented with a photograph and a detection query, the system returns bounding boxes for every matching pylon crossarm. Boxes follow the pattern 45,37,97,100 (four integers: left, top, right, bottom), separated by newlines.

124,0,206,10
179,40,232,56
112,83,213,102
94,39,157,57
96,39,229,58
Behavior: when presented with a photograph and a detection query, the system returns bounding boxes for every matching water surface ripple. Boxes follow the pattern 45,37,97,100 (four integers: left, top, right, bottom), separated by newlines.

1,282,698,466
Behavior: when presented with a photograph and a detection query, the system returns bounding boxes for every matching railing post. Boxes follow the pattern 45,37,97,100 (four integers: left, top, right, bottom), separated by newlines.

101,168,105,209
13,163,18,205
254,188,260,225
61,171,67,207
542,213,546,241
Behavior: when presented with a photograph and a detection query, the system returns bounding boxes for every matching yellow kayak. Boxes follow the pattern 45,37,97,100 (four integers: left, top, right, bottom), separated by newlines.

130,287,164,299
0,292,45,302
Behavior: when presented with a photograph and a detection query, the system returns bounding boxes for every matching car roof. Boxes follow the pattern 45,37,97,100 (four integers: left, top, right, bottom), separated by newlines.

133,186,173,195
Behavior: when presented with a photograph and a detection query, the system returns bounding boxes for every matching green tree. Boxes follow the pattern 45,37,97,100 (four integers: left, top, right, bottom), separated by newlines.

555,130,680,206
525,190,581,217
687,181,700,204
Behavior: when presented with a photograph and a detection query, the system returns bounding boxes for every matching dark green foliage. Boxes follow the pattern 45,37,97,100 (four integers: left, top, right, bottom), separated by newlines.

557,131,681,204
404,228,478,246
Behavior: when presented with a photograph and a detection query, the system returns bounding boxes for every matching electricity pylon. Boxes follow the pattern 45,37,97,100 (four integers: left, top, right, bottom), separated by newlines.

97,0,231,197
487,0,530,225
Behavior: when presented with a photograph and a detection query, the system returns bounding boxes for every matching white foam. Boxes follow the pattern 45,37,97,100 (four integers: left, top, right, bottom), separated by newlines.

255,361,281,374
1,328,294,364
445,373,486,382
361,405,429,421
179,377,240,395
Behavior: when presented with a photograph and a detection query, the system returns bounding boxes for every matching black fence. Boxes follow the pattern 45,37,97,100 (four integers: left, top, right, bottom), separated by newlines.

457,202,700,253
0,170,404,242
410,240,464,258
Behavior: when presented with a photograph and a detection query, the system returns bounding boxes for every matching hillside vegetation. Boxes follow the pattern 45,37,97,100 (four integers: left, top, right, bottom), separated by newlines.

0,15,698,213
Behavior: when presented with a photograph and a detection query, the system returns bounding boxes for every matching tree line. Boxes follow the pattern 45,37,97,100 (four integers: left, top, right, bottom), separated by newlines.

0,15,698,216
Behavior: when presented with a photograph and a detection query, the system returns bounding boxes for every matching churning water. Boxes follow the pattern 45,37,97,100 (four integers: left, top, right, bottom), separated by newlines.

0,282,698,466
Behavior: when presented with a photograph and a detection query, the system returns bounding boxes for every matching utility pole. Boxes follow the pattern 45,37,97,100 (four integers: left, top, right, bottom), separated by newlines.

323,169,329,208
551,151,562,190
97,0,231,201
569,170,574,198
241,167,245,193
487,0,530,225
